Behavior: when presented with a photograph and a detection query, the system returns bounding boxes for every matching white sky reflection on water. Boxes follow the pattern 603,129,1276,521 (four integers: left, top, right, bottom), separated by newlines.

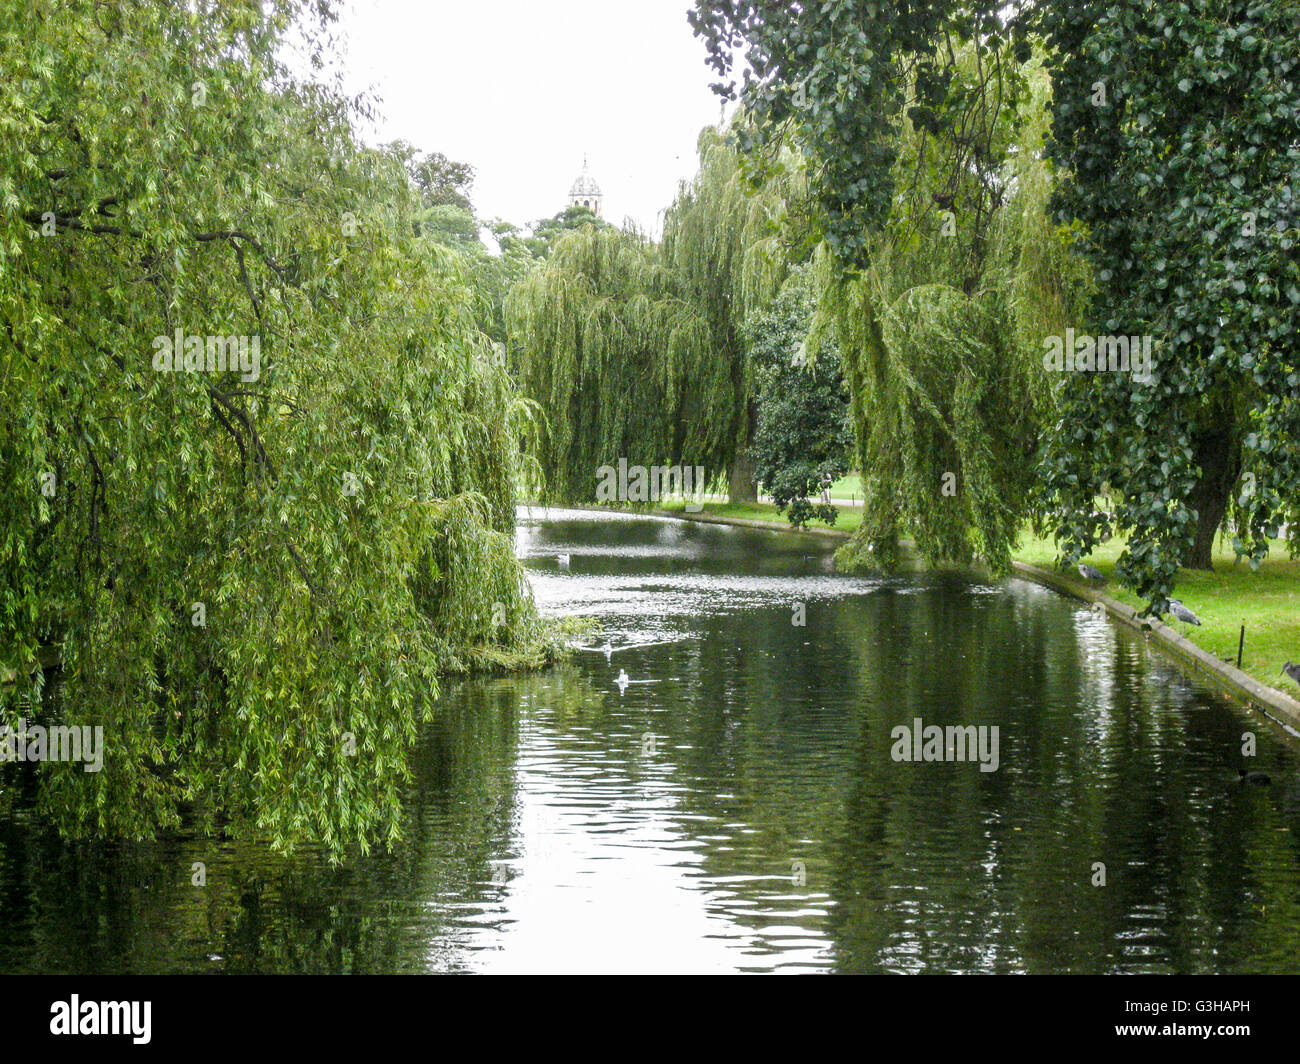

471,728,761,974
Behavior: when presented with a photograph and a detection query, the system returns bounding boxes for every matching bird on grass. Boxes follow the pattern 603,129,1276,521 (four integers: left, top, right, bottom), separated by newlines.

1281,662,1300,688
1165,598,1202,636
1239,768,1272,785
1077,563,1106,586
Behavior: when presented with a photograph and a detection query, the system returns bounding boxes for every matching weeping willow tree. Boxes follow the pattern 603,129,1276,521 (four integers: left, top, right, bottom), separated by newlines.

813,53,1093,573
506,226,727,501
507,120,804,504
660,123,809,500
0,0,558,856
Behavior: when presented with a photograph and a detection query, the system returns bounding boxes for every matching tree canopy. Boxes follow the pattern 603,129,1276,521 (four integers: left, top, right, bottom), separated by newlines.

689,1,1298,603
1037,0,1300,600
507,204,613,261
506,122,803,505
660,123,807,500
689,5,1087,571
1,0,557,854
689,0,1030,266
803,51,1090,574
747,268,853,528
506,225,727,501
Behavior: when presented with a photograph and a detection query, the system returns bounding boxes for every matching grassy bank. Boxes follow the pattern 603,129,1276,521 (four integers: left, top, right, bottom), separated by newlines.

1015,531,1300,693
656,499,863,534
828,473,863,501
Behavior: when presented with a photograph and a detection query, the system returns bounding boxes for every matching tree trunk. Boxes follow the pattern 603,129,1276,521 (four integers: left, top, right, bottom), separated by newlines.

728,447,757,504
1186,420,1240,571
728,403,758,504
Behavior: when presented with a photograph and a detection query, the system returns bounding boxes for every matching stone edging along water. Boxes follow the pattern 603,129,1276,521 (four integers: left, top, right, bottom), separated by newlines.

1007,561,1300,734
545,503,1300,734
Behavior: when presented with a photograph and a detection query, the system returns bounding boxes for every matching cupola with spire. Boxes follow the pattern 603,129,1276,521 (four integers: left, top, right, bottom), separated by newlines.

568,157,603,216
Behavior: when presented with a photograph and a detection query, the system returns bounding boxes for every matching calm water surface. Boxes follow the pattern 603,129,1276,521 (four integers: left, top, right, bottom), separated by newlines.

2,508,1298,973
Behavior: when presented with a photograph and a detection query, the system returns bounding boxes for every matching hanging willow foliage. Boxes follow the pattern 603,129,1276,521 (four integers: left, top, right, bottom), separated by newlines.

0,0,561,856
506,226,722,501
813,54,1093,574
506,121,805,503
660,123,809,499
662,125,806,340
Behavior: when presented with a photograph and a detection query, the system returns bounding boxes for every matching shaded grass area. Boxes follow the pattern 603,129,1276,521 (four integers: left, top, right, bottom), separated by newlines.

1014,530,1300,692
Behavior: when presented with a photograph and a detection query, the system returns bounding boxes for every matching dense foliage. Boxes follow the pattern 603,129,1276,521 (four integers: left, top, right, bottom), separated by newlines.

1037,0,1300,600
661,124,807,500
505,204,613,261
507,125,800,504
689,0,1029,266
0,0,557,854
812,54,1089,574
693,0,1300,602
387,143,548,347
747,271,853,528
506,225,725,502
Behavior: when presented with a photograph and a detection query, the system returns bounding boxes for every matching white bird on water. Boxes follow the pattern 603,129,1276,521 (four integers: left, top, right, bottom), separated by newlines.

606,666,662,695
556,553,570,568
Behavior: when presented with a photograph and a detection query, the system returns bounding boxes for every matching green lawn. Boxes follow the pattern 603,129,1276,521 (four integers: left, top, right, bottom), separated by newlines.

828,473,863,501
1013,529,1300,692
657,498,863,534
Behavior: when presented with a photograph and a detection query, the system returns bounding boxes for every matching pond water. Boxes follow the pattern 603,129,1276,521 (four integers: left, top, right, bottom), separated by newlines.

2,508,1298,973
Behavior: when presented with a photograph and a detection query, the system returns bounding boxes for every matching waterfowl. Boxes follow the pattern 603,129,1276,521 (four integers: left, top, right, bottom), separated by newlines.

1166,598,1202,635
1077,563,1105,585
1239,768,1271,785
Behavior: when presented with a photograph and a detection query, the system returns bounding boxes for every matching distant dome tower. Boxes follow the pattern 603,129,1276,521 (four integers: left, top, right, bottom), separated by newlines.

568,157,603,217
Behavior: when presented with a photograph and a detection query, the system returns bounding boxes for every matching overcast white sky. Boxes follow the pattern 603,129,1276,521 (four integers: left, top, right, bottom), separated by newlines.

326,0,737,236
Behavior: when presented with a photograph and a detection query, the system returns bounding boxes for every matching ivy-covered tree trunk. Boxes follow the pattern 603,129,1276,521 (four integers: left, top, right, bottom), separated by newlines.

1187,419,1242,571
728,454,757,502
